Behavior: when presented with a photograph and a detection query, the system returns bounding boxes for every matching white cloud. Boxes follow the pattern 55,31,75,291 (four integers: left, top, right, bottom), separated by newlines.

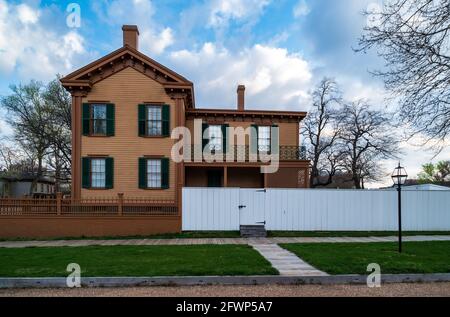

141,27,174,55
293,0,310,18
208,0,271,28
0,1,87,80
169,42,312,110
17,3,39,24
92,0,174,55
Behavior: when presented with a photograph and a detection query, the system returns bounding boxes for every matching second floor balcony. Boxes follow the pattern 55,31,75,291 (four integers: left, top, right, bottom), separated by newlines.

185,145,307,163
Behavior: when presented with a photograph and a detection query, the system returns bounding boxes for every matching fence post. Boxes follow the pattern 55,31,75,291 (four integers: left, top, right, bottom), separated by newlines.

56,192,62,216
118,193,124,216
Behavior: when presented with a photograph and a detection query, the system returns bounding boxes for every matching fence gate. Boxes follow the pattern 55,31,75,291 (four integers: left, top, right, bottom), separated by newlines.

239,189,266,226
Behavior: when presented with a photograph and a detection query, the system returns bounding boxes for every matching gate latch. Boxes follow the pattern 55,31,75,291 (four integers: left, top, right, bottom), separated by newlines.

238,205,246,209
256,221,266,225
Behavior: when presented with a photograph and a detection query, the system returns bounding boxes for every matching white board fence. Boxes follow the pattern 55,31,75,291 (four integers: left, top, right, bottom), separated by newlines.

182,188,450,231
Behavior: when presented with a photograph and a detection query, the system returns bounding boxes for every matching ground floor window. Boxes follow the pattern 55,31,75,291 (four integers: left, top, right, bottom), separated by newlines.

147,159,162,188
91,158,106,188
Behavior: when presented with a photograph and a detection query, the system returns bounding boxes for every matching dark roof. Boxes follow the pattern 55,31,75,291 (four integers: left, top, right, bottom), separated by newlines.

0,173,55,184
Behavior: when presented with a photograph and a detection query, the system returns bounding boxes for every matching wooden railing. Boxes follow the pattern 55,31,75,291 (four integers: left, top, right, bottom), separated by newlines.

188,145,307,161
0,193,178,216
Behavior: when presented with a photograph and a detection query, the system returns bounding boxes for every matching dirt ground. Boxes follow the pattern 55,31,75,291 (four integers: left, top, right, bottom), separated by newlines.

1,282,449,297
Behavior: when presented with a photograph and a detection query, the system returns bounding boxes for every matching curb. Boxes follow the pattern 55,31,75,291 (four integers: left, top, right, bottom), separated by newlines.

1,273,450,288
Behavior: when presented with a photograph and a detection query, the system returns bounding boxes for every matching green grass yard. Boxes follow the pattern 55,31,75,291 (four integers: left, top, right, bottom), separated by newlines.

0,245,277,277
281,241,450,275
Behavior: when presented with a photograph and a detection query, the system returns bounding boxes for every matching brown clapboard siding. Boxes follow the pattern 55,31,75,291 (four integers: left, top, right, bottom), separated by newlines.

185,119,299,146
81,67,176,199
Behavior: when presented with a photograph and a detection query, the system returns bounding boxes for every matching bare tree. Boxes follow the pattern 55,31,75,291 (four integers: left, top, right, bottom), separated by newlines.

302,78,344,187
42,75,72,190
0,76,72,193
357,0,450,147
340,101,400,189
1,81,52,194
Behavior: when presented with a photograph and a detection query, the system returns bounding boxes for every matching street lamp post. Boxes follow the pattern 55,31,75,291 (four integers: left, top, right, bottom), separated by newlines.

391,163,408,253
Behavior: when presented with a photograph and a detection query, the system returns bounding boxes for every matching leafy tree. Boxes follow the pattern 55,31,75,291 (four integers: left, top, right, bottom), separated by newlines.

417,160,450,183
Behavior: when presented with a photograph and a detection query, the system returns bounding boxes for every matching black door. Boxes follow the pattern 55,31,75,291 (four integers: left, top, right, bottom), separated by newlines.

207,170,222,187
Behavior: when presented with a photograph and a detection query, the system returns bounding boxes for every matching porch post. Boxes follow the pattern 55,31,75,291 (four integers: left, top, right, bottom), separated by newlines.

264,172,268,188
224,166,228,187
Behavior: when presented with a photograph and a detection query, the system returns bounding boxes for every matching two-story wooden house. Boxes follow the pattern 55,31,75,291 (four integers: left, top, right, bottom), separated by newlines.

61,25,309,230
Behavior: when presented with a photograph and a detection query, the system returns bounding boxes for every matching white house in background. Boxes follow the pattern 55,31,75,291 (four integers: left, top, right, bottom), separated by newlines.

403,184,450,191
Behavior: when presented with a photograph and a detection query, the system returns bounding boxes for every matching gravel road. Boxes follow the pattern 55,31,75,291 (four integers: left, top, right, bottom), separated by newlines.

1,283,449,297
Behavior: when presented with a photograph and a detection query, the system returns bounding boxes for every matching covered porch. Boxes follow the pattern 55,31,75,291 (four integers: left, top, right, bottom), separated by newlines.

184,162,310,188
185,166,264,188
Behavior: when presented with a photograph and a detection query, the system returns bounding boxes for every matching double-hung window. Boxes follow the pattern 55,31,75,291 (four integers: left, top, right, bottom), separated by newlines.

82,157,114,189
82,103,115,136
92,104,107,135
138,104,170,137
257,126,271,153
208,125,223,152
147,159,162,188
139,157,169,189
146,106,162,136
91,158,106,188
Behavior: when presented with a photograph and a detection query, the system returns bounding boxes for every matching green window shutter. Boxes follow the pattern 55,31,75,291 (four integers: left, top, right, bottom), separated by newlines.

82,157,91,189
106,104,115,136
161,158,169,189
221,124,229,153
202,123,209,151
162,104,170,137
271,124,279,155
82,103,90,136
138,158,147,189
250,124,258,154
138,104,146,137
105,157,114,189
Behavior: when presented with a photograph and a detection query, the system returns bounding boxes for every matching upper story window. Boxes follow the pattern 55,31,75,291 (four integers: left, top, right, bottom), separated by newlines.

139,104,170,137
82,103,115,137
202,124,229,153
92,104,107,135
147,106,162,136
258,126,271,153
208,125,223,151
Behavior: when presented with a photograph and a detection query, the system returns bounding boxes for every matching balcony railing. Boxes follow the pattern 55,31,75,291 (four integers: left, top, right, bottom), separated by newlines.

187,145,307,162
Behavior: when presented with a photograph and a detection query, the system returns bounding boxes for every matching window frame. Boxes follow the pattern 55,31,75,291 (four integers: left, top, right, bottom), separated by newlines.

146,158,162,189
145,104,163,137
89,104,108,136
90,158,107,189
207,124,224,152
257,125,272,153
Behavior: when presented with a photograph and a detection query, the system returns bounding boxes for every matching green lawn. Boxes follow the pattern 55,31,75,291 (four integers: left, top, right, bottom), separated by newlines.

280,241,450,275
0,245,277,277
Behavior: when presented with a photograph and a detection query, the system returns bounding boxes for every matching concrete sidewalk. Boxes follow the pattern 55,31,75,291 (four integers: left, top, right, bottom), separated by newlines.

250,243,328,276
0,235,449,248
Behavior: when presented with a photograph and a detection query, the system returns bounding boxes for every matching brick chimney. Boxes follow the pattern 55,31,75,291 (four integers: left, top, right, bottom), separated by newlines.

122,25,139,50
237,85,245,111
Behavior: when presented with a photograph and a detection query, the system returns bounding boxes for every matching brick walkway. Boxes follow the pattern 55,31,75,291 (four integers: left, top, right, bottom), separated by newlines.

0,235,449,248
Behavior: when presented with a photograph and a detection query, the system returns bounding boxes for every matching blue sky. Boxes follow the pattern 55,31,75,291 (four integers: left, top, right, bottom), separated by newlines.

0,0,448,184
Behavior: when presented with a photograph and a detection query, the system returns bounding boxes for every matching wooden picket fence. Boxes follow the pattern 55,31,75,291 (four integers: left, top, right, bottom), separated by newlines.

0,193,178,216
